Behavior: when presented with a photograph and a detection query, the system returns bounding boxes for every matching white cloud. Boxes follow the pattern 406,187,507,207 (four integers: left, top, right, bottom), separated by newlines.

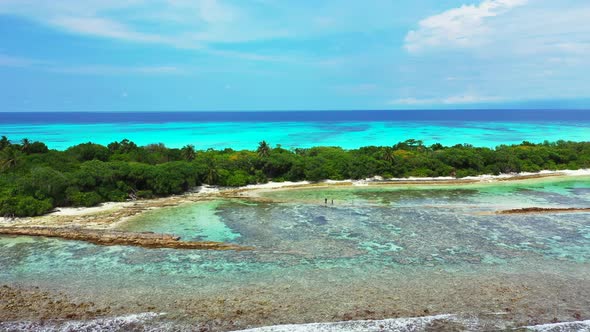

0,1,244,51
334,83,379,95
49,16,169,44
405,0,590,58
405,0,528,52
0,0,402,71
0,53,185,75
0,0,394,51
390,97,435,105
397,0,590,104
47,65,183,75
0,54,39,67
442,94,500,104
0,0,242,49
391,94,501,105
553,42,590,55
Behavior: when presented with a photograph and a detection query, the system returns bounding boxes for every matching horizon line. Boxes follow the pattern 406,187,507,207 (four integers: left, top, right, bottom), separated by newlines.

2,109,590,113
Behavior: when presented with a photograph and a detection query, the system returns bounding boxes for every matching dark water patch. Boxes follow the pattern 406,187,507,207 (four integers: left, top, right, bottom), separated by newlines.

316,124,371,133
517,188,585,205
353,189,479,205
570,188,590,196
310,215,328,226
287,131,334,142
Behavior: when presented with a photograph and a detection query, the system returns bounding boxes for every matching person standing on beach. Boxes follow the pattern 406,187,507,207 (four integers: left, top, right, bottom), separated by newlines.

325,198,328,205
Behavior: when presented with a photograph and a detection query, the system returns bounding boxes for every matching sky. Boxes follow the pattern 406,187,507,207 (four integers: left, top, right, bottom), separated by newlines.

0,0,589,111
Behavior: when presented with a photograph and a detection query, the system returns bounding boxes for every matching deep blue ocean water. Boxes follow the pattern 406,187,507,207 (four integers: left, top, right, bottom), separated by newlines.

0,110,589,150
2,110,590,123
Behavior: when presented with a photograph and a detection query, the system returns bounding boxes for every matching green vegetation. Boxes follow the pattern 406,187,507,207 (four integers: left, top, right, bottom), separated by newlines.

1,136,589,217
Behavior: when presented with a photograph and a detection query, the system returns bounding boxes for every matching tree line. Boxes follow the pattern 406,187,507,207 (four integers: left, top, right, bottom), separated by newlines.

1,135,589,217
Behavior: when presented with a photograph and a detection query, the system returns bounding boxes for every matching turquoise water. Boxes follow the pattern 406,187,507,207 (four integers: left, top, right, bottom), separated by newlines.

2,120,590,150
118,200,241,242
1,177,590,330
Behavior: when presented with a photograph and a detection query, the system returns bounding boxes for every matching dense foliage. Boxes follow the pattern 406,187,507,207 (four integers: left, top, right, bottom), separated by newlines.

1,136,589,217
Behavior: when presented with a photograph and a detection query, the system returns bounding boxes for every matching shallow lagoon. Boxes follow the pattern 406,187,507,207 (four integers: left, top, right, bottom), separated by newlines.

1,177,590,330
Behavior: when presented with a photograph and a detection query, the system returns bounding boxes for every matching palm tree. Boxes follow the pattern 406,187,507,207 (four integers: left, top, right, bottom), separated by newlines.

181,145,196,161
20,138,31,154
0,136,9,150
382,147,394,164
257,141,271,158
205,159,218,185
0,148,23,171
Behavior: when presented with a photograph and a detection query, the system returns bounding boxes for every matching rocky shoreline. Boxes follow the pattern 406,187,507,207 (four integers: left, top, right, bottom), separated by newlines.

0,285,111,322
497,207,590,215
0,226,252,250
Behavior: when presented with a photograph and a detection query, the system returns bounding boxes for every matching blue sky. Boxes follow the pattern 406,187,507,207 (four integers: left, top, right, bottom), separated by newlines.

0,0,589,111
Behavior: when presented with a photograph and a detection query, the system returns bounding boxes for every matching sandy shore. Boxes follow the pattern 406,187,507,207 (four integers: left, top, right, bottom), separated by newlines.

238,169,590,201
0,190,221,229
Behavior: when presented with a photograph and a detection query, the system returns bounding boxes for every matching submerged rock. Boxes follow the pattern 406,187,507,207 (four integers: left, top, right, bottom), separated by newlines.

0,226,252,251
310,216,328,226
497,207,590,215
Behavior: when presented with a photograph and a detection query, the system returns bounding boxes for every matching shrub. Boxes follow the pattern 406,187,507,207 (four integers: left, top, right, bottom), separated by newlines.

67,190,103,207
0,196,53,217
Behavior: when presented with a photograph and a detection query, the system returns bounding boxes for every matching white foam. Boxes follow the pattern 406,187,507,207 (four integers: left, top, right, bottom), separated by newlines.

232,314,460,332
232,169,590,194
244,181,312,190
4,313,587,331
524,319,590,331
460,169,590,182
561,169,590,176
381,169,590,183
192,185,221,194
323,179,351,184
0,216,14,224
398,176,456,181
0,312,165,332
248,169,590,189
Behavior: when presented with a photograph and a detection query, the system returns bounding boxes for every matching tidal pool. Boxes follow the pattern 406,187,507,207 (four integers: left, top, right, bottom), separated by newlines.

117,200,241,242
1,177,590,331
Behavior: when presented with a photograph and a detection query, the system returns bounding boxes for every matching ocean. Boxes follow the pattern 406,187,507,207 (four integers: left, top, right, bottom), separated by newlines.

1,110,589,150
